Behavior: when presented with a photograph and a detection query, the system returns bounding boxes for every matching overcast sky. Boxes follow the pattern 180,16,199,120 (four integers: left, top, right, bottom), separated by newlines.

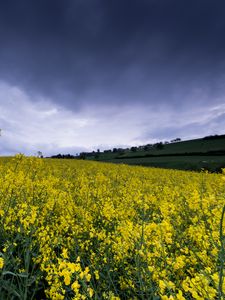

1,0,225,156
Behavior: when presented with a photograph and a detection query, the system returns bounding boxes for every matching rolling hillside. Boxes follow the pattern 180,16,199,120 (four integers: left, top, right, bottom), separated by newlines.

87,135,225,172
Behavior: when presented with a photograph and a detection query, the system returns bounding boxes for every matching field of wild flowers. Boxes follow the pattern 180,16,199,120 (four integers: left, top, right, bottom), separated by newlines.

0,155,225,300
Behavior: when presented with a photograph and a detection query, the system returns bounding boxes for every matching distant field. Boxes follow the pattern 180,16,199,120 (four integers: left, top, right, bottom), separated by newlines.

87,135,225,172
0,156,12,164
120,136,225,157
102,155,225,172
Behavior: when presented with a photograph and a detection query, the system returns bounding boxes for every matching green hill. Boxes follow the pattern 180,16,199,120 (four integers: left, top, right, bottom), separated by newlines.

87,135,225,172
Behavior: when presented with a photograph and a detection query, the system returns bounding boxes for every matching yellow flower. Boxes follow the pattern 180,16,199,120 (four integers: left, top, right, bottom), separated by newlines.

176,290,186,300
0,257,4,269
161,296,174,300
94,270,99,280
88,287,94,297
159,280,166,293
61,248,69,259
71,280,80,293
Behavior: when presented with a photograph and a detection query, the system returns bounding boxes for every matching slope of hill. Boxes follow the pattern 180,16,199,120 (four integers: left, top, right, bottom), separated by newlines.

87,135,225,172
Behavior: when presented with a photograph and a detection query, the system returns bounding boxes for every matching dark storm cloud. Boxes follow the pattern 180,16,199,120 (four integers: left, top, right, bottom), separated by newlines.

1,0,225,110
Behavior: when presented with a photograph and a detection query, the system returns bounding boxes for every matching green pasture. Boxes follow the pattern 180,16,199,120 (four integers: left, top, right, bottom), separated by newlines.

100,155,225,172
87,136,225,172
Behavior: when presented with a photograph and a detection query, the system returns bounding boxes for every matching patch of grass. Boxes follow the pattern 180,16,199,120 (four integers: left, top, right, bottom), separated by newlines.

101,155,225,172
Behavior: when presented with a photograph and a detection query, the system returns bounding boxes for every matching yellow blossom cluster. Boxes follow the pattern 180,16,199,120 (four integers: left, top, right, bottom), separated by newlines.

0,257,4,269
0,154,225,299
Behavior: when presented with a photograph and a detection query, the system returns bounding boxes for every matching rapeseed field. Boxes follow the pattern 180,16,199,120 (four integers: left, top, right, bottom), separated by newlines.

0,154,225,299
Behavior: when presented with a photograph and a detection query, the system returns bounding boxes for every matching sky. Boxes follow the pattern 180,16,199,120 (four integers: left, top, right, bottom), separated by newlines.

0,0,225,156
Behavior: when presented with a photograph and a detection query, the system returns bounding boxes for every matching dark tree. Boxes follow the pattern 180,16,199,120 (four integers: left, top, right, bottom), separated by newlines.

155,142,164,150
131,147,137,152
79,152,86,160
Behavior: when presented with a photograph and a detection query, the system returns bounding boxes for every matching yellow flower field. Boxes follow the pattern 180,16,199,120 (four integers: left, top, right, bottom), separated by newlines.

0,155,225,299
